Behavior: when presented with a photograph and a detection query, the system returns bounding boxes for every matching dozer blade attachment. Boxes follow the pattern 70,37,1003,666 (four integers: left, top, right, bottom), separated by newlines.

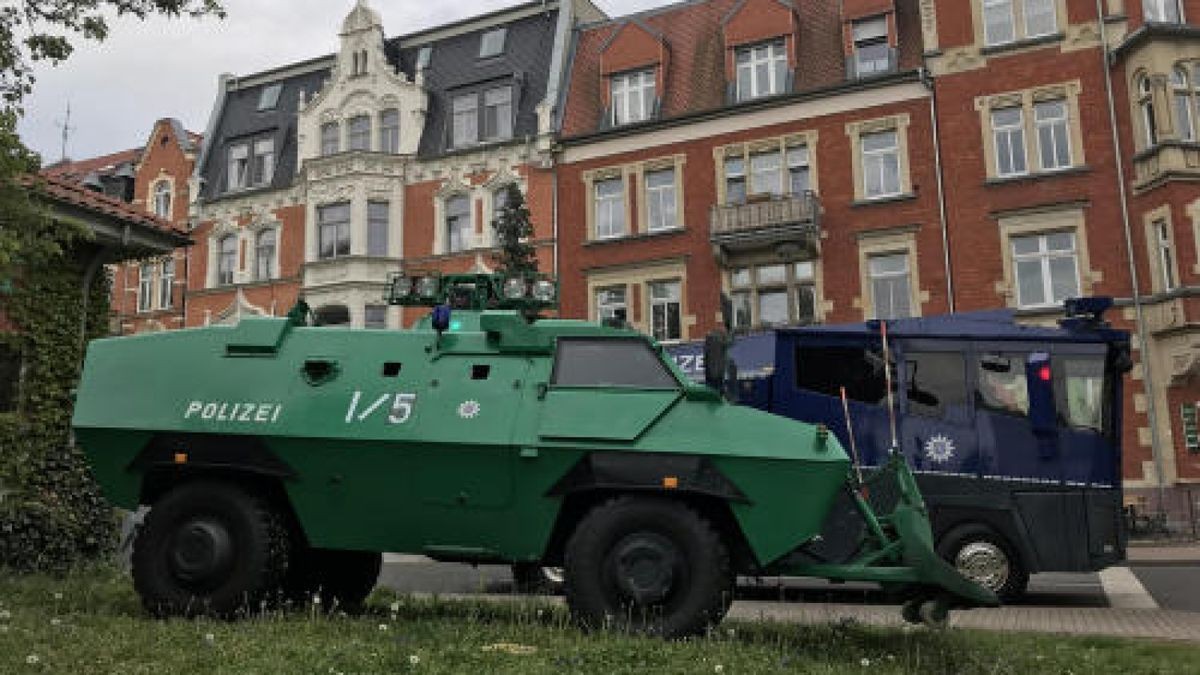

784,454,999,616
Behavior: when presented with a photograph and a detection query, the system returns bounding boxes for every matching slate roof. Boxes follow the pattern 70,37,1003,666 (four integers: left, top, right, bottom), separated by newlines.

42,148,141,183
560,0,925,139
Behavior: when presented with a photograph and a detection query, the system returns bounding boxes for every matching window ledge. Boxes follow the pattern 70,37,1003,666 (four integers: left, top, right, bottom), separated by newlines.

851,192,916,208
985,165,1091,186
980,32,1065,57
584,227,687,248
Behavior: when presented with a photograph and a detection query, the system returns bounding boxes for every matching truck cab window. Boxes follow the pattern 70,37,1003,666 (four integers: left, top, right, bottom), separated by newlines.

904,352,967,418
795,346,890,404
976,354,1029,416
1058,358,1105,432
553,339,679,389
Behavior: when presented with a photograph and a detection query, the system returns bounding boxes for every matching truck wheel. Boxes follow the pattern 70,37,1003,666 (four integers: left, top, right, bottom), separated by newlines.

132,481,289,618
564,496,734,638
937,524,1028,603
283,548,382,612
511,563,563,595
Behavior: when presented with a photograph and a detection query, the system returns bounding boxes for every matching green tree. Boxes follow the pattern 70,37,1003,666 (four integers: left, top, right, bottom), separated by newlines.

491,183,539,275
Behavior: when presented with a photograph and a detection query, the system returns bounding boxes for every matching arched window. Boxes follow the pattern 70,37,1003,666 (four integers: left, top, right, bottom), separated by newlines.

1138,75,1158,148
1172,67,1194,141
217,234,237,286
255,229,277,281
153,181,172,218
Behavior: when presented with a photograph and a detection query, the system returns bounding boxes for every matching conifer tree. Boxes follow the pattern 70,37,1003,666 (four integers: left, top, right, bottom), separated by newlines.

491,182,538,275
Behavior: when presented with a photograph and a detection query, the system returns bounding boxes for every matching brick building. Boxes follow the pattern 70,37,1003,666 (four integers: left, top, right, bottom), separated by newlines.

553,0,1198,513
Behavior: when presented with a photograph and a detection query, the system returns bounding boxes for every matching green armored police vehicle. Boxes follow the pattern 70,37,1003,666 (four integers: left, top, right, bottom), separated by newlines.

72,272,996,637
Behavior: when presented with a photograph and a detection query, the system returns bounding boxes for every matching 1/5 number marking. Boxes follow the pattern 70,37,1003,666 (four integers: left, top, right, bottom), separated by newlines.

345,391,418,425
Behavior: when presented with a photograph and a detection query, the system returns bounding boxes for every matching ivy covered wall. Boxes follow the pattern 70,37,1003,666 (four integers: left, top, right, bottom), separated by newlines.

0,236,118,572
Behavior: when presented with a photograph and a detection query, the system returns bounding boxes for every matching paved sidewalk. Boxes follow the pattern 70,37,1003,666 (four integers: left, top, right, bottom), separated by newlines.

1127,544,1200,565
399,592,1200,643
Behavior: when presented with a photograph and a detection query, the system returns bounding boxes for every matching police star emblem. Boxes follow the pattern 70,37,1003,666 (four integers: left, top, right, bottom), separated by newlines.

924,434,956,464
458,400,481,420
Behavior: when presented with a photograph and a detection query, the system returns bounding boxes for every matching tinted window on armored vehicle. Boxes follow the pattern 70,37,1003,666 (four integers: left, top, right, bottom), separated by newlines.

904,352,967,418
794,346,890,404
553,339,678,389
1057,357,1106,432
976,354,1029,417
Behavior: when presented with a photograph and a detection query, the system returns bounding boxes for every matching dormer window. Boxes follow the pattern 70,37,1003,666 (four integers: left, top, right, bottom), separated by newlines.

611,69,656,126
1145,0,1183,23
153,180,172,218
258,84,282,111
227,138,274,192
417,46,432,70
852,16,891,78
451,85,513,148
479,28,506,58
735,40,788,102
227,144,249,190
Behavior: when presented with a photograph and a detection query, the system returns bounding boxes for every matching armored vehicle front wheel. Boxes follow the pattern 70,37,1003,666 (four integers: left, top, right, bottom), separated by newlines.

283,548,382,612
132,481,290,618
564,496,734,638
937,524,1028,603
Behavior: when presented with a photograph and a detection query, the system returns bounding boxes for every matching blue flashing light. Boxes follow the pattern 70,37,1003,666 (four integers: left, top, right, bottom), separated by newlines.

431,305,452,333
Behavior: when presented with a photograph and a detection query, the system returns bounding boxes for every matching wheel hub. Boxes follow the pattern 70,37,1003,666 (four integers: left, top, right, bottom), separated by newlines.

954,541,1009,592
611,533,679,605
169,519,234,587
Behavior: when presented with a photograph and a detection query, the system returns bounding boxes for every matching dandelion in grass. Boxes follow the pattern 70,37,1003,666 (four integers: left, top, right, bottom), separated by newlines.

26,655,39,665
379,624,389,632
0,609,10,621
409,654,420,666
204,633,215,646
390,601,401,613
49,618,61,627
714,665,724,673
860,658,871,667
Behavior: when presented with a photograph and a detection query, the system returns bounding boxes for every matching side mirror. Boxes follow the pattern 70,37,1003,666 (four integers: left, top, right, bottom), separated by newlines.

703,331,729,391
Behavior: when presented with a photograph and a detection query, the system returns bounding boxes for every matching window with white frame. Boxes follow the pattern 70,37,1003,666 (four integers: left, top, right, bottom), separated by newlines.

1138,75,1158,148
853,16,891,78
1172,67,1195,142
258,84,282,111
648,280,682,342
1011,231,1080,307
1024,0,1057,38
158,259,174,309
321,122,339,156
452,94,478,147
724,157,747,205
730,262,817,329
479,27,506,58
255,229,277,281
735,40,788,102
1035,99,1071,171
445,195,472,253
368,201,389,256
596,286,628,325
482,86,513,141
417,46,432,70
217,235,237,286
153,181,172,219
982,0,1056,46
364,305,388,329
317,203,351,260
251,139,275,186
227,143,249,191
611,69,656,126
992,107,1028,177
868,253,913,320
380,109,400,153
982,0,1015,45
645,168,677,232
1145,0,1183,23
788,145,811,194
1153,219,1178,291
861,130,901,199
594,177,626,239
138,262,155,312
348,115,371,151
750,151,783,197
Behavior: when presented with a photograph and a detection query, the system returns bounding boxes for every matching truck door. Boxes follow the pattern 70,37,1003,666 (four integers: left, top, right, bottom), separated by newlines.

898,346,979,475
973,350,1048,480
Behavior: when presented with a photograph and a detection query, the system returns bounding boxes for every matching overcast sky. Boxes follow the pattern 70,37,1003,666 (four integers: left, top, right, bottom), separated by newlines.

19,0,663,164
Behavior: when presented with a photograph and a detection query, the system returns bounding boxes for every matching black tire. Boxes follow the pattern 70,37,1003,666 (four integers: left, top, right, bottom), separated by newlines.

937,524,1029,603
564,496,734,638
283,548,382,612
511,563,563,595
132,481,290,618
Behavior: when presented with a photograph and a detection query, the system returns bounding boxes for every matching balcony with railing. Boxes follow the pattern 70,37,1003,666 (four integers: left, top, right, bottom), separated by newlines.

709,192,821,255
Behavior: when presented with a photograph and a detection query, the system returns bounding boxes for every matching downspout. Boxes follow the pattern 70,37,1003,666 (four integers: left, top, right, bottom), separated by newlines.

920,67,955,313
1094,0,1169,510
79,244,113,359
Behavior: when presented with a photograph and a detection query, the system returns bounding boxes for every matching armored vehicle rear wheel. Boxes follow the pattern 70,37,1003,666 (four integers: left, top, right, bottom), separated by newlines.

283,548,382,612
132,481,289,618
564,496,733,638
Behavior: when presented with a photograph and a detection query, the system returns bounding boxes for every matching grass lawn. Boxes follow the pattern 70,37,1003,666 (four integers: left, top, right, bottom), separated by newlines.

0,567,1196,674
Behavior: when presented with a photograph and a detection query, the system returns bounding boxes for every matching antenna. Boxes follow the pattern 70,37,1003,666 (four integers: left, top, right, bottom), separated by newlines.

55,102,75,162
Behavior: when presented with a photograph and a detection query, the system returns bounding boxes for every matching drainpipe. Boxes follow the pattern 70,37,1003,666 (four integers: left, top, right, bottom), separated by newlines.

1094,0,1169,511
79,245,113,359
920,67,955,313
